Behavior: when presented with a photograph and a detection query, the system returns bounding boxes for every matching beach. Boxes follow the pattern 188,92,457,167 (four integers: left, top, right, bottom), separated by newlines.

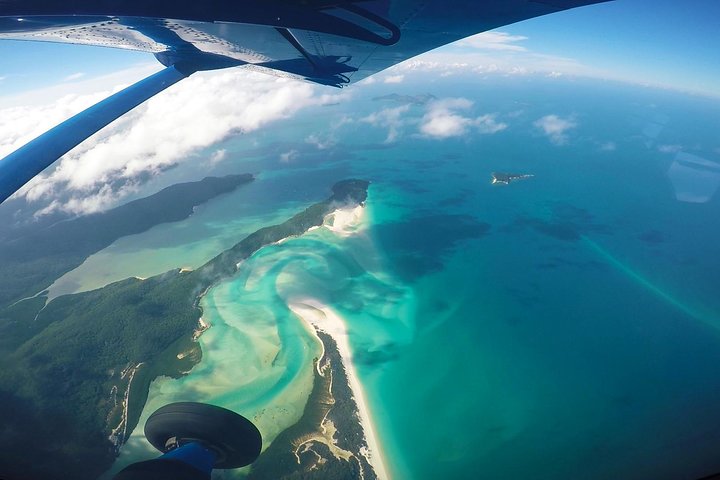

274,202,390,478
288,300,389,480
323,204,366,237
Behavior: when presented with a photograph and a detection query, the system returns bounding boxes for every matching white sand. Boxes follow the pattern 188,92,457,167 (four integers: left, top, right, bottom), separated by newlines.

288,299,389,480
323,205,366,237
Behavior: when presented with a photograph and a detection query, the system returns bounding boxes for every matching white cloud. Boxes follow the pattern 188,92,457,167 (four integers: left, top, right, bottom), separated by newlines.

599,141,617,151
475,114,507,134
208,149,228,165
419,98,507,139
279,149,299,163
4,69,321,215
315,90,352,105
357,76,376,86
0,90,111,160
457,31,528,52
420,98,473,138
392,48,600,80
381,30,593,81
420,114,467,138
332,114,353,129
534,114,577,145
63,72,86,82
658,144,683,154
360,104,410,143
33,183,128,217
383,74,405,84
305,133,335,150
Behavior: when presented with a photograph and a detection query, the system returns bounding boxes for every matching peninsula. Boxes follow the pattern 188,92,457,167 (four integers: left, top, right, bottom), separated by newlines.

0,174,254,309
0,179,370,480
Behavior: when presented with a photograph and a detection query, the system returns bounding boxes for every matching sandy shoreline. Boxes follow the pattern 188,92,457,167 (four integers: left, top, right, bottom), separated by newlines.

324,205,366,236
288,299,389,480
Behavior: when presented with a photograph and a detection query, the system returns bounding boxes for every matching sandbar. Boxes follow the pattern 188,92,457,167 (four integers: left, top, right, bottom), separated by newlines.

288,299,389,480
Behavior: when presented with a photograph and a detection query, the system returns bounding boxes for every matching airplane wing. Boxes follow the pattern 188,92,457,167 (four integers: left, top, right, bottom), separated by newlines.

0,0,611,203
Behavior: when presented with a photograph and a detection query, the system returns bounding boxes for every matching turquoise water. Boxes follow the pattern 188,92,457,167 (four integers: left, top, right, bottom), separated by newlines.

108,76,720,479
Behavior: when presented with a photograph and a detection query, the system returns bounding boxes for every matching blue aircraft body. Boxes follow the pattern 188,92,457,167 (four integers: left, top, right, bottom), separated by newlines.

0,0,610,204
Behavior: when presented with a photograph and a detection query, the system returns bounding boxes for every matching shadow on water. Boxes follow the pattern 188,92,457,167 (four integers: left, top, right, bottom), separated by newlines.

371,214,491,281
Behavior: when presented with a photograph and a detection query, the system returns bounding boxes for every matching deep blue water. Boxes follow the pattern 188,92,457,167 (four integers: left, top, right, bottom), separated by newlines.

294,76,720,479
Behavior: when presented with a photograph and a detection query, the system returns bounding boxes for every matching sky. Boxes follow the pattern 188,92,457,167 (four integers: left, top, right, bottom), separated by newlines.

0,0,718,214
1,0,719,97
498,0,720,95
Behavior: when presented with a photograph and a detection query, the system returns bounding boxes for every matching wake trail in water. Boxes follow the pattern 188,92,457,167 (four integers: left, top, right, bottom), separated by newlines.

583,235,718,329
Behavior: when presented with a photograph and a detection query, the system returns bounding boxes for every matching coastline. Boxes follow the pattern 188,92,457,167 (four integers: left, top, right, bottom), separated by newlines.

288,299,390,480
106,180,372,478
246,202,390,479
323,204,366,236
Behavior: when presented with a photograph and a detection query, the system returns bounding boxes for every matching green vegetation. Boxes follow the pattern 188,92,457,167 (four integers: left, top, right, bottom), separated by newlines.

0,174,253,309
247,331,376,480
0,179,368,480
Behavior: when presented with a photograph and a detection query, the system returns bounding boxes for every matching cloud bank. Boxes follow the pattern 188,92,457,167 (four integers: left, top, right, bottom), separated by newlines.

383,74,405,84
534,114,577,145
360,105,410,143
63,72,86,82
1,69,328,215
456,32,528,52
385,31,603,81
420,98,507,139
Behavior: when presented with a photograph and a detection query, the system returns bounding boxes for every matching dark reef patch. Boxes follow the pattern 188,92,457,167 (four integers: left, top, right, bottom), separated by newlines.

638,229,665,244
508,216,582,241
438,190,472,208
353,342,403,366
441,152,462,161
502,203,611,243
392,177,434,194
504,286,542,308
372,214,491,281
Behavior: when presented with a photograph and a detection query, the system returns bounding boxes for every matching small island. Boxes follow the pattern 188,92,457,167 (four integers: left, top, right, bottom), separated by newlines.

491,172,534,185
0,174,254,309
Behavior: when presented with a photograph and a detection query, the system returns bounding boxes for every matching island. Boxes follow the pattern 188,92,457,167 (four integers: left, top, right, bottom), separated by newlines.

0,179,370,480
491,172,535,185
0,174,254,309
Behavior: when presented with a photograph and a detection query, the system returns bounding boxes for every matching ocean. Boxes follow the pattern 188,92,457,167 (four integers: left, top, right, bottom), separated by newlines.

87,75,720,479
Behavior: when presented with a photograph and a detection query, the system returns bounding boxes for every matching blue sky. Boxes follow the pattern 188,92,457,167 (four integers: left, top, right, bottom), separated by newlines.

0,41,152,95
500,0,720,96
0,0,719,96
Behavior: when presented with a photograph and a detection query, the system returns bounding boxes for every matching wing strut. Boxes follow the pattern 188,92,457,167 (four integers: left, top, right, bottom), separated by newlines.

0,65,189,203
